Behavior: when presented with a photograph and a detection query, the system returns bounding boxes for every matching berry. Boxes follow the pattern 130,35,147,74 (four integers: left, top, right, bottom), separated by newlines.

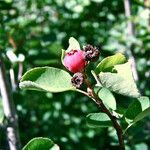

64,50,86,73
71,72,84,88
83,45,100,62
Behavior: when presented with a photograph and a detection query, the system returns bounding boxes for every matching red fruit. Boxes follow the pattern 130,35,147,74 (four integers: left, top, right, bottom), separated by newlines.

64,50,86,73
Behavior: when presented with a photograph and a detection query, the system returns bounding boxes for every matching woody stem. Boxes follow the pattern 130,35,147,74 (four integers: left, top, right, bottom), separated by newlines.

83,77,125,150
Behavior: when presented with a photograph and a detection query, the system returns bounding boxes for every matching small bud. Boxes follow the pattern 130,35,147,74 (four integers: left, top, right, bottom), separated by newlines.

83,45,100,62
71,72,84,88
64,50,87,73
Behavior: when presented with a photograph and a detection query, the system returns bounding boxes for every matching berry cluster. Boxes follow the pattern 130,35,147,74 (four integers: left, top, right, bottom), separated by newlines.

63,45,100,88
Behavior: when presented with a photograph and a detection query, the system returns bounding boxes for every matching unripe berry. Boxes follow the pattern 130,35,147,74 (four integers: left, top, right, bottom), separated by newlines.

64,50,86,73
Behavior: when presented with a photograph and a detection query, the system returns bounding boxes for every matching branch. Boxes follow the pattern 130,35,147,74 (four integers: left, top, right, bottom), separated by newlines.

0,56,21,150
91,95,125,150
123,0,139,81
17,62,23,81
83,78,125,150
9,68,17,92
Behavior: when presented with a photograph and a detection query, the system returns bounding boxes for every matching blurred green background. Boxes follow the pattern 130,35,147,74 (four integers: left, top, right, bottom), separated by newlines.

0,0,150,149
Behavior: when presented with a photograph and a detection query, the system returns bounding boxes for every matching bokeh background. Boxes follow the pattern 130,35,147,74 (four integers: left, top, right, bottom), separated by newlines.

0,0,150,149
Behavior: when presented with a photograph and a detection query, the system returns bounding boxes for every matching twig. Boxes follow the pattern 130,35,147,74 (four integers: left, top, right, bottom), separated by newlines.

123,0,139,81
0,56,21,150
83,77,125,150
17,62,23,81
91,96,125,150
9,68,17,92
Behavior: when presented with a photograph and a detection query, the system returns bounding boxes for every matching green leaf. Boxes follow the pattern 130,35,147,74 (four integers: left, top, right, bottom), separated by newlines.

133,107,150,125
97,62,140,98
23,137,59,150
19,67,76,93
98,88,116,110
61,49,65,65
125,96,150,120
125,107,150,133
124,97,150,132
66,37,80,52
95,53,126,74
86,112,112,128
137,96,150,111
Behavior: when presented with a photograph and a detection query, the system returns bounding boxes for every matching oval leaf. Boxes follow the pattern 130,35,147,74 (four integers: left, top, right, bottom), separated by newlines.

98,88,116,110
23,137,59,150
19,67,76,93
86,112,112,128
95,53,126,74
125,107,150,132
133,107,150,125
66,37,80,52
124,97,150,132
125,96,150,120
97,62,140,98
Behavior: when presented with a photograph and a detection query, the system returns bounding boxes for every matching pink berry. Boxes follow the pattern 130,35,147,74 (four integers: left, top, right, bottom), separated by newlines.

64,50,86,73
